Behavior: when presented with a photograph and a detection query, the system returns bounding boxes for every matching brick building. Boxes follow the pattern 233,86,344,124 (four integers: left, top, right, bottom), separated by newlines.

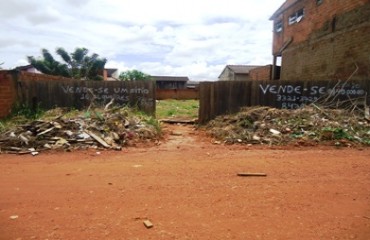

270,0,370,81
249,65,275,81
151,76,189,89
0,71,17,118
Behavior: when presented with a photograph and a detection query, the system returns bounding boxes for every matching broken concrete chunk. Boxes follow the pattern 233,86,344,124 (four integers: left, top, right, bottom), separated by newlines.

31,151,39,156
143,220,153,228
65,130,74,137
9,215,19,220
269,129,281,135
43,144,52,149
252,135,261,141
77,132,90,139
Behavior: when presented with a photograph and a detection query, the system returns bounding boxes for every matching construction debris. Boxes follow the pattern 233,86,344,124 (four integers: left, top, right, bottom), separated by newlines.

9,215,19,220
206,105,370,146
0,107,161,154
237,172,267,177
143,220,154,229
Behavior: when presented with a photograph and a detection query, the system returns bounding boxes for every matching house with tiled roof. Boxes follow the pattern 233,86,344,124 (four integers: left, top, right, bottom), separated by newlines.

218,65,262,81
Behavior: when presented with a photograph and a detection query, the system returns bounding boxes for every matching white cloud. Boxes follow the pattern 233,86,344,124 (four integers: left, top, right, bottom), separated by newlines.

26,7,63,25
0,0,285,80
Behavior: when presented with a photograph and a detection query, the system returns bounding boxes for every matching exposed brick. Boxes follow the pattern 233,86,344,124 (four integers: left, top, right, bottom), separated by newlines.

250,65,272,81
271,0,370,80
0,71,17,118
156,89,199,100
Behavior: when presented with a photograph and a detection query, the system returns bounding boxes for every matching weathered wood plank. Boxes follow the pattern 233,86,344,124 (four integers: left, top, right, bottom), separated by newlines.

18,76,156,115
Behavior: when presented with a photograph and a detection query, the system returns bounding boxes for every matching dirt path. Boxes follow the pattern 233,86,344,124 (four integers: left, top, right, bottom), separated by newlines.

0,124,370,240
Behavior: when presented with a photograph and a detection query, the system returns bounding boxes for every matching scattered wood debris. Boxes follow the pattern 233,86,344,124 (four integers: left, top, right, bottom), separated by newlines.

0,107,161,154
160,118,197,124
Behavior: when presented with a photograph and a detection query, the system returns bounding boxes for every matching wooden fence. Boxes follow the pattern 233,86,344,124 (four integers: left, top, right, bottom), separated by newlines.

199,79,370,124
15,71,156,115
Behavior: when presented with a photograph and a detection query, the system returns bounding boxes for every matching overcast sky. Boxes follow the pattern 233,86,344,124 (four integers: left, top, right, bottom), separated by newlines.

0,0,284,80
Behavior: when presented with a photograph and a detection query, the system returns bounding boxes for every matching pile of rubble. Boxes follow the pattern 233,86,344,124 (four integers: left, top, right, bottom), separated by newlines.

206,105,370,146
0,107,161,154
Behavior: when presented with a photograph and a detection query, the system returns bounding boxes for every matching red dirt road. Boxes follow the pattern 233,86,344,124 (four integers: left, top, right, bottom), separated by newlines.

0,124,370,240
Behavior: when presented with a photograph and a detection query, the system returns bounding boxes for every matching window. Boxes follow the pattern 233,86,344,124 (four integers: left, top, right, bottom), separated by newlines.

316,0,323,5
275,20,283,33
288,8,304,25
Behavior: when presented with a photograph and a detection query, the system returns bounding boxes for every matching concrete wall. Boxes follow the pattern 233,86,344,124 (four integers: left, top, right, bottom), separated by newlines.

219,68,251,81
218,67,233,81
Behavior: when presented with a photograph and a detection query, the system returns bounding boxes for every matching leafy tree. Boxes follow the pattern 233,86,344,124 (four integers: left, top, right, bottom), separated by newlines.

119,70,152,81
27,47,107,80
0,62,4,70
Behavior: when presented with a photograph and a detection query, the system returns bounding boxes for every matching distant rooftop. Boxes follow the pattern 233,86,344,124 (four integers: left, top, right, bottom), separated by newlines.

105,68,118,76
226,65,262,74
14,65,35,71
151,76,189,82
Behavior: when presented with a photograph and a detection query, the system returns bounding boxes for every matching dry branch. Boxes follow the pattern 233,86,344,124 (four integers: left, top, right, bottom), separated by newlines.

237,172,267,177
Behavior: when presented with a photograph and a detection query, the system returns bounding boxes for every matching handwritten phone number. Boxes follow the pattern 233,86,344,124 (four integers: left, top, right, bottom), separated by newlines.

277,95,319,103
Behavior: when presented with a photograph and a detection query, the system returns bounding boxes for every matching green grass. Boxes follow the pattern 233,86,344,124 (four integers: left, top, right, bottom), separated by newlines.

0,103,46,133
156,99,199,120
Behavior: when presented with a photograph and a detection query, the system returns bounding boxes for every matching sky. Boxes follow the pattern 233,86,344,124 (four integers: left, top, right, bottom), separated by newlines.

0,0,285,81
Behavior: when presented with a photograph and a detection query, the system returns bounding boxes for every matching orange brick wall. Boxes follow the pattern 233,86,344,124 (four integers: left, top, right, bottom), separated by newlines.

271,0,370,81
0,71,75,118
272,0,369,54
281,24,370,81
0,71,17,118
250,65,272,81
156,89,199,100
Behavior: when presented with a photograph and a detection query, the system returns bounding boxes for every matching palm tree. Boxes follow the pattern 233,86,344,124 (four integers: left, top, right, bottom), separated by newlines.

28,47,107,80
28,49,69,77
